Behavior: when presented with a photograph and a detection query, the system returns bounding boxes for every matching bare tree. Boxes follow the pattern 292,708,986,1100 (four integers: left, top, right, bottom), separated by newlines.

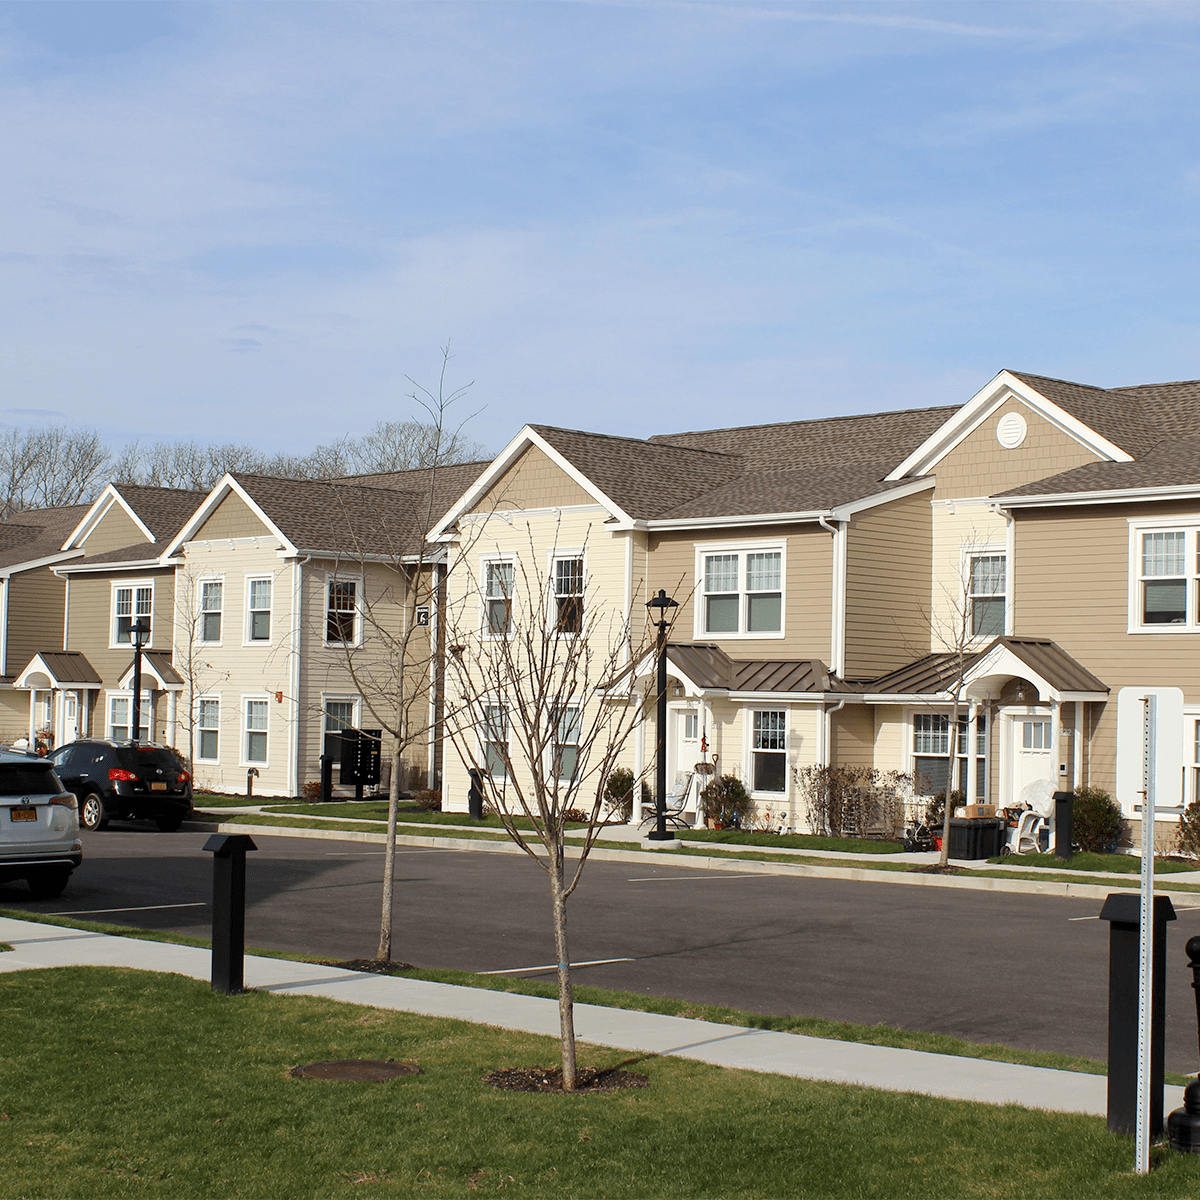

442,528,655,1091
172,565,235,773
0,425,110,517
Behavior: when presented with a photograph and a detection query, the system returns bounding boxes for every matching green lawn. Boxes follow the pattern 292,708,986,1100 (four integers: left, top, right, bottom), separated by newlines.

675,828,903,853
3,966,1199,1198
193,793,261,808
986,852,1197,875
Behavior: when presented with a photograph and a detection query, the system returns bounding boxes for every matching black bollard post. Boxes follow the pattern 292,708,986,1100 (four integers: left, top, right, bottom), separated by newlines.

319,754,333,803
468,768,484,820
1054,791,1074,861
1099,892,1177,1136
204,833,258,995
1167,936,1200,1152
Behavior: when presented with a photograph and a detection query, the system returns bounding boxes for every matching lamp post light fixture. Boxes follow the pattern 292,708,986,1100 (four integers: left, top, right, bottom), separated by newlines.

644,588,678,842
130,618,149,745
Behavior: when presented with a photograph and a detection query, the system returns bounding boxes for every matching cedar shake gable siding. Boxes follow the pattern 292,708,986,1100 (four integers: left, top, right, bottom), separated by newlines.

469,445,596,513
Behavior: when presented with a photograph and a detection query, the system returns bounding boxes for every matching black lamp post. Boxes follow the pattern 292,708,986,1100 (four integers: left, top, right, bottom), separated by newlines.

644,588,678,841
130,617,149,744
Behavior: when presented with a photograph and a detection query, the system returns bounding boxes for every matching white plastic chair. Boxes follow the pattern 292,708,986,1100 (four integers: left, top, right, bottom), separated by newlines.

640,771,694,830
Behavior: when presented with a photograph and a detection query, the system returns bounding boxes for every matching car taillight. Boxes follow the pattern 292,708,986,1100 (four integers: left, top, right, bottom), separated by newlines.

178,771,190,782
49,796,76,808
109,768,136,782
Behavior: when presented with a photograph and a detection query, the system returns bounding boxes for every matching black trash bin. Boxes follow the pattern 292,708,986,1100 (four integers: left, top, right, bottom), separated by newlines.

947,817,1005,859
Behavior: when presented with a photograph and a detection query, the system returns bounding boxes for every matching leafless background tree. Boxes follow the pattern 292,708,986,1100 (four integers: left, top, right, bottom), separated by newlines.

443,527,654,1091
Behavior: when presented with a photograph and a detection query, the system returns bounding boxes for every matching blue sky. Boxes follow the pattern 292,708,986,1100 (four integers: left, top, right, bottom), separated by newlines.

2,1,1199,455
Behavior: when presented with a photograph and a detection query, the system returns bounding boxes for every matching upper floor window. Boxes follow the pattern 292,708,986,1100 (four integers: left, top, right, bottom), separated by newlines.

1128,523,1200,631
968,554,1006,638
553,557,584,635
698,545,783,637
200,581,222,643
248,578,272,642
326,579,358,644
113,584,153,646
485,561,514,637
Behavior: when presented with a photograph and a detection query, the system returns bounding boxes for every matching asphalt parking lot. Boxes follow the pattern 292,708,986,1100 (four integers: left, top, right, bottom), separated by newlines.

5,826,1200,1073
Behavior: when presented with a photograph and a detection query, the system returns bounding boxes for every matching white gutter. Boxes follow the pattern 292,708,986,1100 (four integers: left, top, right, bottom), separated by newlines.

623,530,634,667
0,577,7,677
997,483,1200,509
822,697,849,767
286,557,306,798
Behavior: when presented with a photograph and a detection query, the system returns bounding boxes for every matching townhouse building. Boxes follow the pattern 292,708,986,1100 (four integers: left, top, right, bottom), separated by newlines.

430,370,1200,846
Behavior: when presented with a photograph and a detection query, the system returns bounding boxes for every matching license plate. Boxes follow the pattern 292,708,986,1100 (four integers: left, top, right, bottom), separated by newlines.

10,807,36,821
150,782,167,791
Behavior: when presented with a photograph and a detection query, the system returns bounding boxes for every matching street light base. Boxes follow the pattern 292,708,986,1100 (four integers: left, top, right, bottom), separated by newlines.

641,835,682,851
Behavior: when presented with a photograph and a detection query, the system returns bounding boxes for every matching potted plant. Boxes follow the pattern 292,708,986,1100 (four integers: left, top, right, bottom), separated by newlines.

700,774,752,830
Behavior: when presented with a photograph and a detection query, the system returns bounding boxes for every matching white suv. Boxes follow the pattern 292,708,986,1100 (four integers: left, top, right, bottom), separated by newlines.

0,749,82,898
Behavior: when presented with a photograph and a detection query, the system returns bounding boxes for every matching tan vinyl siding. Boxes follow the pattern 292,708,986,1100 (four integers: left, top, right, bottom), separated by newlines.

831,704,874,768
1012,499,1200,801
471,446,594,512
80,501,150,555
190,491,273,541
932,398,1102,501
646,523,833,661
65,569,176,685
0,688,29,743
5,567,65,673
844,490,932,678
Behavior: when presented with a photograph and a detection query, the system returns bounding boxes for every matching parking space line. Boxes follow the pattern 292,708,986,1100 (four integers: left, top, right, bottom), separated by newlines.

627,873,768,882
49,902,207,916
479,956,635,976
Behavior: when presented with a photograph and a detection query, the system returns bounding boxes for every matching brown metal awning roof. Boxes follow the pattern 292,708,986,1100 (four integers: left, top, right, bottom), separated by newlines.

14,651,102,688
665,643,855,696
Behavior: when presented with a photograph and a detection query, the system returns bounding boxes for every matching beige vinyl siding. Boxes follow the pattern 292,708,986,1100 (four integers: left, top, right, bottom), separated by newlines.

647,523,833,661
932,398,1102,502
929,502,1009,652
844,491,932,678
0,688,30,743
190,491,273,541
5,567,65,673
471,446,594,513
1012,499,1200,800
831,704,874,768
79,501,150,555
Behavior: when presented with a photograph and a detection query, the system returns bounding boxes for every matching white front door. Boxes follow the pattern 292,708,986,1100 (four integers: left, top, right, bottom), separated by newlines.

667,704,703,822
63,692,79,744
1010,713,1056,810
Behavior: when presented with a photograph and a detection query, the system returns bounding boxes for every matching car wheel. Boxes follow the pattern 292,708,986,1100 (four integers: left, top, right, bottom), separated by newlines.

80,793,108,831
155,814,183,832
26,868,70,899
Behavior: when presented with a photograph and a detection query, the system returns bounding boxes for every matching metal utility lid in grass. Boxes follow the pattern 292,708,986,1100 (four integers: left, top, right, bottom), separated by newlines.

290,1060,421,1081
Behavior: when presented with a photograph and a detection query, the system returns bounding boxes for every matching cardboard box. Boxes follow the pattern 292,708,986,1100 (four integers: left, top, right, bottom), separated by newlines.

960,804,996,819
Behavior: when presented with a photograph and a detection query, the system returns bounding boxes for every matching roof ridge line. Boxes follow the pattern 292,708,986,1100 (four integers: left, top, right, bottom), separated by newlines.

530,424,744,462
652,403,961,442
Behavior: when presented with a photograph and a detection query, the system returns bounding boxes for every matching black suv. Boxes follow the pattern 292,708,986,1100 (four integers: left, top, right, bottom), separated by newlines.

49,741,194,832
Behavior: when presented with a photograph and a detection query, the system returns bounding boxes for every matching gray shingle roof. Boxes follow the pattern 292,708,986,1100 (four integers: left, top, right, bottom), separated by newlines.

63,542,164,569
0,504,90,572
336,462,491,529
112,485,208,543
998,435,1200,498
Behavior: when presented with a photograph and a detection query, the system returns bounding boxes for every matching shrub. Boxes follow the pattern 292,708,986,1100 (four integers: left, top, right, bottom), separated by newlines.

925,789,965,831
699,774,753,827
1073,785,1124,854
563,808,590,824
1176,800,1200,859
602,767,650,823
796,765,911,840
301,780,322,802
411,789,442,812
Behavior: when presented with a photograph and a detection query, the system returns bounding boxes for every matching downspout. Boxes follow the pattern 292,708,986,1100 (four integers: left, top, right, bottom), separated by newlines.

996,502,1015,635
0,576,8,677
62,574,70,651
822,696,848,768
287,556,309,798
818,515,847,678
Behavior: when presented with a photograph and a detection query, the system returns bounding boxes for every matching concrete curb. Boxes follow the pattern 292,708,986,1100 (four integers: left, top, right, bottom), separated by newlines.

181,819,1189,902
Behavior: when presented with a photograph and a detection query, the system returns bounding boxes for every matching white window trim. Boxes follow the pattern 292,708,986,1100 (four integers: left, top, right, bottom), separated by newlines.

548,699,584,784
323,574,363,648
106,688,151,741
742,706,789,798
546,548,586,639
1127,517,1200,633
244,573,274,647
906,707,991,800
321,693,362,734
480,699,510,779
480,554,516,640
195,692,221,763
196,575,225,647
109,579,155,650
960,543,1008,645
693,539,786,640
241,693,271,769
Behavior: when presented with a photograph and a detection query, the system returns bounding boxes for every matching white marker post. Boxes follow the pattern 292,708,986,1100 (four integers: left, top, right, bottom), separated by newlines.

1135,694,1156,1176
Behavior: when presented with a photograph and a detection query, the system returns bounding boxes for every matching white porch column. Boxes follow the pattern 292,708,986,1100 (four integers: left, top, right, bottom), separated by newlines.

28,689,36,745
167,690,178,749
1073,700,1083,790
1050,698,1061,793
965,700,979,804
632,708,646,823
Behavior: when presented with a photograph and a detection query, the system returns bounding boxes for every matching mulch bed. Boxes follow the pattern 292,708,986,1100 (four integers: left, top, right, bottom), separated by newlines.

321,958,416,973
484,1065,649,1094
909,864,965,875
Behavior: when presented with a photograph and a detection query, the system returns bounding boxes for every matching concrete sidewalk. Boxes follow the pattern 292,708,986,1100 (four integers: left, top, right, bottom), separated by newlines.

0,915,1179,1119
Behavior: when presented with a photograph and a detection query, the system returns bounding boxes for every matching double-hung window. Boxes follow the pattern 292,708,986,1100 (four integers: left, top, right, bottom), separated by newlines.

197,698,220,761
968,555,1006,637
114,584,153,645
326,580,358,644
552,557,584,635
1141,530,1188,625
552,706,581,782
324,700,356,735
248,578,271,641
699,546,783,636
483,704,508,777
485,561,514,636
912,713,988,797
245,699,268,764
109,695,149,742
751,710,787,793
200,581,222,643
